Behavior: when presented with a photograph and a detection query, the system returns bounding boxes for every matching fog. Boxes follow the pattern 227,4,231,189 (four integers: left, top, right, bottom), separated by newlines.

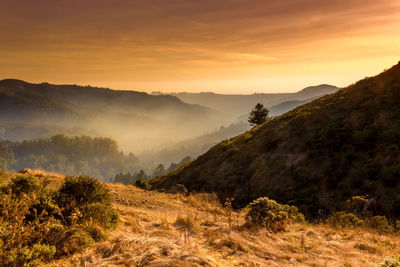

0,80,338,176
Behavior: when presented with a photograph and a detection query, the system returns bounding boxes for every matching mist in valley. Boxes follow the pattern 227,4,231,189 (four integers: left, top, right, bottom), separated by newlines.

0,79,338,181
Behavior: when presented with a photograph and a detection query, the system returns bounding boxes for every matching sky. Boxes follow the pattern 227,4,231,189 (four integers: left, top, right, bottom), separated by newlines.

0,0,399,94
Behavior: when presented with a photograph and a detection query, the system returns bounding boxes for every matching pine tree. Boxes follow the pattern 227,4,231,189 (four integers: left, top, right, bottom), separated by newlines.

248,103,269,126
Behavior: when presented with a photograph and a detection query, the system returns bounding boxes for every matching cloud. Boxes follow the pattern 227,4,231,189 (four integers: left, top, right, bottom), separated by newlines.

0,0,399,92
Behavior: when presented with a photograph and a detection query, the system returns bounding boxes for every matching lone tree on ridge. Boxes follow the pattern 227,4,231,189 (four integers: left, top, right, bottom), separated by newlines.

248,103,269,127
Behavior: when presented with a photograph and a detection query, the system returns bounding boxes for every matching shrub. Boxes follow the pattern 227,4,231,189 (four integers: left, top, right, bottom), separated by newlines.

56,176,117,227
60,228,94,255
56,176,111,207
245,197,304,231
135,179,151,190
81,202,119,230
366,216,393,234
0,174,118,266
379,254,400,267
327,212,364,228
2,174,42,198
85,223,108,242
346,196,369,215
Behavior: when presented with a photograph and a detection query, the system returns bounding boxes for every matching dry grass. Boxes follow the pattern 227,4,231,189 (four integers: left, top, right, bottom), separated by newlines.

4,171,394,266
0,169,64,189
36,182,400,267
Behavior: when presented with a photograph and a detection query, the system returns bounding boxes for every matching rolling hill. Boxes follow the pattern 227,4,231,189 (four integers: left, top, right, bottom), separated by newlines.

0,79,224,153
151,62,400,218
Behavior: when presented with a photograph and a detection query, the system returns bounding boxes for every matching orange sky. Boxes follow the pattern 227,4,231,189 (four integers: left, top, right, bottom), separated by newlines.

1,0,399,93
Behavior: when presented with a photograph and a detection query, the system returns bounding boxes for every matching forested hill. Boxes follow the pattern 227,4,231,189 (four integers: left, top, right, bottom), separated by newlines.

151,62,400,218
0,135,143,180
0,79,225,153
0,79,212,123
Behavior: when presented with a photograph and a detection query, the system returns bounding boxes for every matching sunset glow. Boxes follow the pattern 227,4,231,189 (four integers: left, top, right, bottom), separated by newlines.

1,0,399,93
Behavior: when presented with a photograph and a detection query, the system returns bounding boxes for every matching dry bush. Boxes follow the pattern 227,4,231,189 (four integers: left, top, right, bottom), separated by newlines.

160,215,170,230
206,230,249,252
175,213,196,232
125,212,143,233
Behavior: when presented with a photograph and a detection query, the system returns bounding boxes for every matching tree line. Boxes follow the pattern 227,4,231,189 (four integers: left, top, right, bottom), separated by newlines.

0,134,192,182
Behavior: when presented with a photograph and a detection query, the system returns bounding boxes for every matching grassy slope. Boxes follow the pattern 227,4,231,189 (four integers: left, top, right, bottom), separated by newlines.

2,170,398,266
1,171,391,266
151,61,400,217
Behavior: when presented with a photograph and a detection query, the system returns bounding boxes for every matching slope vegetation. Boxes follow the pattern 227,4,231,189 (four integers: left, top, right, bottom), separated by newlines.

1,170,399,266
152,62,400,218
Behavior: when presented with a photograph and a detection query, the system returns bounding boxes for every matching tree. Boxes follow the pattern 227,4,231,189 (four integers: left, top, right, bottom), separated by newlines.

152,164,166,177
248,103,269,126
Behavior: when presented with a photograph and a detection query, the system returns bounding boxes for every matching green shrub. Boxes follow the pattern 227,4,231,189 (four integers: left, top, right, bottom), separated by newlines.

327,212,364,228
245,197,304,231
2,174,42,198
56,176,117,226
379,254,400,267
56,176,111,207
366,216,393,234
345,196,369,215
60,228,94,255
85,223,108,242
81,202,119,229
135,179,151,190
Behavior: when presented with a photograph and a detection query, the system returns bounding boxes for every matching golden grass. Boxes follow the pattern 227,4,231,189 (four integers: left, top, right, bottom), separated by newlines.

43,186,400,266
0,173,382,266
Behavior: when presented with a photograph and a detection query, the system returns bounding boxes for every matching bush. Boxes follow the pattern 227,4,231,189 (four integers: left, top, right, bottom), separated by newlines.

2,174,43,198
327,212,364,228
56,176,117,227
345,196,369,215
379,254,400,267
81,202,119,230
366,216,393,234
135,179,151,190
85,223,108,242
245,197,304,231
56,176,111,207
0,174,118,266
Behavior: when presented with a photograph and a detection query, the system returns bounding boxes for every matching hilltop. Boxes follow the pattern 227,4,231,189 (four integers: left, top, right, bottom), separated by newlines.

151,62,400,218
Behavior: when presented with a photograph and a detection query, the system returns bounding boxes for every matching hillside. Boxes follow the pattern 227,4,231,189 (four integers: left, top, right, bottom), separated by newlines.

151,62,400,218
269,97,319,117
140,122,249,165
164,84,338,119
1,171,397,266
0,79,227,153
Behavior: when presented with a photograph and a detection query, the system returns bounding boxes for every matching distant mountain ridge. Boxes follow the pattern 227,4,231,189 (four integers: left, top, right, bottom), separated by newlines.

151,62,400,218
156,84,339,119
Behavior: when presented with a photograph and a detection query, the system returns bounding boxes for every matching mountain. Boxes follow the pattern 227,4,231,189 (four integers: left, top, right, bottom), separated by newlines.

151,62,400,218
161,84,338,119
0,79,224,153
